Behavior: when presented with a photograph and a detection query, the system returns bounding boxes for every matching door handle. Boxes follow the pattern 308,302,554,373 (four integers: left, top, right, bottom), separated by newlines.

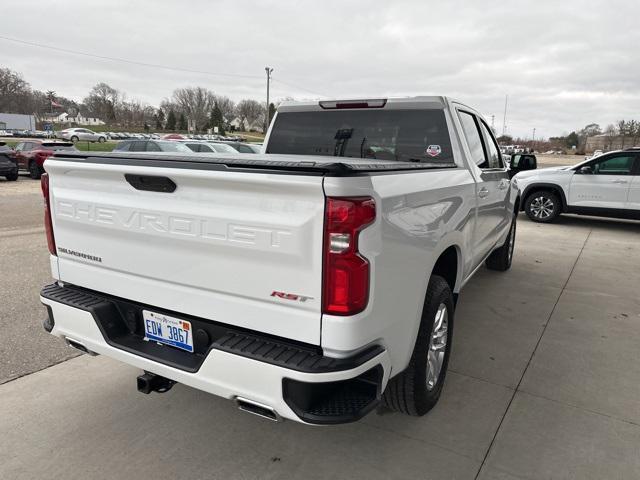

478,187,490,198
611,179,628,184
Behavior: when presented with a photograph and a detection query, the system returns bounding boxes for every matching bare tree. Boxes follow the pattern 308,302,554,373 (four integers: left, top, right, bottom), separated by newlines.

236,99,265,130
604,124,617,150
171,87,216,131
0,68,32,113
616,120,628,148
83,83,120,122
213,95,235,123
628,120,640,148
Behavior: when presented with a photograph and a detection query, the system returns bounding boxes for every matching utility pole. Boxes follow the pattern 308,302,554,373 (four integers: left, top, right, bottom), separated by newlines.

532,127,536,152
502,94,508,136
265,66,273,133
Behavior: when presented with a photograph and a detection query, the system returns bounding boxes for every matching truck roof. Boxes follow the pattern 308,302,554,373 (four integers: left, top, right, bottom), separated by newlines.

277,96,452,112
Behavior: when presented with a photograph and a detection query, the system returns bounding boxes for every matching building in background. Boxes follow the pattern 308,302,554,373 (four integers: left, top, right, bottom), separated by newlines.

0,113,36,131
585,134,640,152
41,112,105,126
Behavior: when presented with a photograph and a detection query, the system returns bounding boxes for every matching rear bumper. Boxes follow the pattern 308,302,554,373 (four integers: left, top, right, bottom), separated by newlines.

40,283,389,424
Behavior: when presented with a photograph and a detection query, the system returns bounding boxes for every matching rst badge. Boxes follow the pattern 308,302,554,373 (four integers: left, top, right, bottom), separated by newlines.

271,291,313,303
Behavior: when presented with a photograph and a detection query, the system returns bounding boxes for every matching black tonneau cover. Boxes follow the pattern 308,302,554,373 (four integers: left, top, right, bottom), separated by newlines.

50,151,456,176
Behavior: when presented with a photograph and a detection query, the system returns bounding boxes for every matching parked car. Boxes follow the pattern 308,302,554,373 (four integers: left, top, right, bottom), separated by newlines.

222,141,261,153
40,96,520,425
516,147,640,222
112,139,193,153
162,133,185,140
13,140,77,179
0,141,18,181
58,128,107,143
184,142,239,154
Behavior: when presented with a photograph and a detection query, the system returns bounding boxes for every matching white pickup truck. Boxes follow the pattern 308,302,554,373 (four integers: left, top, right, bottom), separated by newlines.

40,97,521,425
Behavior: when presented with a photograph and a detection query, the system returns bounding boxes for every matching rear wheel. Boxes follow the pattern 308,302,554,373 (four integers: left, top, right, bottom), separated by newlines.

486,214,516,271
70,135,79,143
28,161,41,180
525,190,560,222
5,172,18,181
382,275,454,416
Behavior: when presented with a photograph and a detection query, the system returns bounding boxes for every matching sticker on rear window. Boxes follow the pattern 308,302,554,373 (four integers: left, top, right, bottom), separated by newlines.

426,145,441,157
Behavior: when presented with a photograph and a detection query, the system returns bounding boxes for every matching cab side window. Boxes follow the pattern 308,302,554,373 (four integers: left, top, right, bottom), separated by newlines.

478,121,504,169
458,111,486,167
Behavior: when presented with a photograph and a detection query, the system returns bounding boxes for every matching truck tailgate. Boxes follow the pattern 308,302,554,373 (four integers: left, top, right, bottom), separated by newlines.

46,158,325,345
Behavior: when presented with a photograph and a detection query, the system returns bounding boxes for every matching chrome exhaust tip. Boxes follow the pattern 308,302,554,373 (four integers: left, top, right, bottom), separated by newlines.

65,338,98,356
235,397,280,422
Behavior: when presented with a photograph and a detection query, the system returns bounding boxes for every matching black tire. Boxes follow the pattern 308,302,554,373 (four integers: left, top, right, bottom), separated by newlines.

5,172,18,181
486,215,517,271
524,190,560,223
29,161,42,180
382,275,454,416
70,135,79,143
98,136,106,143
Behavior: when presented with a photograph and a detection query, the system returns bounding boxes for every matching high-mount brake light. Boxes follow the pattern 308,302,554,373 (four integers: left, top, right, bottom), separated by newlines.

322,197,376,316
41,173,57,256
319,99,387,110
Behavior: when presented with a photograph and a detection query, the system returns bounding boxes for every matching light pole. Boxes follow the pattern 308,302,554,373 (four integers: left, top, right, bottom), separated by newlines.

532,127,536,152
502,94,508,136
265,67,273,133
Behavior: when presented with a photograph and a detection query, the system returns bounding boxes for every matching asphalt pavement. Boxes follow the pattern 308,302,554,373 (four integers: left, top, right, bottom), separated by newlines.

0,176,79,384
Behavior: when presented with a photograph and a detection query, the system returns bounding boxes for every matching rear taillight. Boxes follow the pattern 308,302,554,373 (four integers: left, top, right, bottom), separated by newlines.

35,150,52,165
41,173,56,256
322,197,376,316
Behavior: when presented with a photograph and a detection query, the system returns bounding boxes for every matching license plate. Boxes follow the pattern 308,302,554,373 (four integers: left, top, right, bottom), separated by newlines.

143,310,193,353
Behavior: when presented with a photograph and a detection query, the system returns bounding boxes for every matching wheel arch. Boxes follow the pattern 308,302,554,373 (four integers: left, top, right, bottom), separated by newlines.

430,243,462,296
521,183,567,212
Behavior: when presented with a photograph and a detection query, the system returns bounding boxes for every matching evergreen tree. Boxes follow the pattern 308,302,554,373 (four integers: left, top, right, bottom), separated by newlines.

209,103,224,134
165,109,177,131
155,109,165,130
178,113,188,131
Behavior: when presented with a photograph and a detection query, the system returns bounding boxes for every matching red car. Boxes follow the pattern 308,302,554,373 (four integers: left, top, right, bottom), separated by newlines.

13,140,78,179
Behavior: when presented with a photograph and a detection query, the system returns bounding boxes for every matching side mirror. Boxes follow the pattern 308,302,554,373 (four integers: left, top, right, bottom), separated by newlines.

579,166,593,174
510,155,537,172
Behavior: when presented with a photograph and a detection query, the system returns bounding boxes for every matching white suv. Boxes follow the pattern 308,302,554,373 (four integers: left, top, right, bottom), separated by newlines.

516,148,640,222
58,128,107,143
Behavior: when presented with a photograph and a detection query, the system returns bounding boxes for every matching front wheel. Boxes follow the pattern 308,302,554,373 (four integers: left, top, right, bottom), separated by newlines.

382,275,454,416
98,136,106,143
486,214,516,271
525,191,560,223
5,172,18,181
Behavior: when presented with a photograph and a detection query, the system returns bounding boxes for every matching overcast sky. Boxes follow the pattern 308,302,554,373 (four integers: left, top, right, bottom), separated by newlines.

2,0,639,138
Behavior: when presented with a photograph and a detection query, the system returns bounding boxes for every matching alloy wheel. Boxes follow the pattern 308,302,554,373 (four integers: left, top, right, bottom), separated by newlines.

426,303,448,391
530,196,554,219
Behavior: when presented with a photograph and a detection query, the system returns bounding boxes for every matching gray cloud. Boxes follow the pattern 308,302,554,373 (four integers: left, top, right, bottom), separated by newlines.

1,0,639,138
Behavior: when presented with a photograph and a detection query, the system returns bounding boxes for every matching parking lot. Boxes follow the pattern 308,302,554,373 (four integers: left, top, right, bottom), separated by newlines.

1,171,639,479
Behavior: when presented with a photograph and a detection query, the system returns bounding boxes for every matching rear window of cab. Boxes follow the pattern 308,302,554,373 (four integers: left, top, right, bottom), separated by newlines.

266,109,453,163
